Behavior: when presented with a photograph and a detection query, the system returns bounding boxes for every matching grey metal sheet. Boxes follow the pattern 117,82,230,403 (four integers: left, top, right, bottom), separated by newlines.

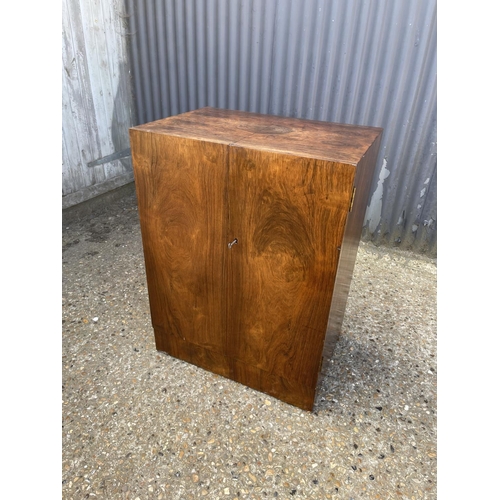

124,0,437,254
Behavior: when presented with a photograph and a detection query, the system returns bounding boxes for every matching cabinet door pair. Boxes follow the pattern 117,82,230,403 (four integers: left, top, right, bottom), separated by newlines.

131,132,353,410
130,108,382,410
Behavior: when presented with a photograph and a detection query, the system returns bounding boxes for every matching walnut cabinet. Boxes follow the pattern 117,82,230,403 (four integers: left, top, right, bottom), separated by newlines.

129,107,382,410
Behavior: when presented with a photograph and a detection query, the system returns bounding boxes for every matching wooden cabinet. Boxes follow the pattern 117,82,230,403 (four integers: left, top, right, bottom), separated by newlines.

130,107,382,411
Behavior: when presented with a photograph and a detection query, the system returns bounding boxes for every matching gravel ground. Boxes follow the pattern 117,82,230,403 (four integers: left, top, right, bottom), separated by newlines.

62,184,437,499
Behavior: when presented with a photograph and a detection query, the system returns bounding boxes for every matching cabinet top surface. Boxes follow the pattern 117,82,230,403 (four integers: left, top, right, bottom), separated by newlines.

130,107,382,165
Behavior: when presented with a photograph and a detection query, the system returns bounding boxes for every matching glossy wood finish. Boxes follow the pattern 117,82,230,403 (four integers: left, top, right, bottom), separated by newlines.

129,132,228,352
227,148,354,389
318,133,383,391
130,107,382,411
134,107,381,164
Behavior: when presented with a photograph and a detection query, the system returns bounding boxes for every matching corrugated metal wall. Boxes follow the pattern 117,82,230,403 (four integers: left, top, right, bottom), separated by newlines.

62,0,136,209
124,0,436,255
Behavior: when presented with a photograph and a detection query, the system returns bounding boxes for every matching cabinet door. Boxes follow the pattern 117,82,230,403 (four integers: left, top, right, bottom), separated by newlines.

131,132,228,357
226,146,356,407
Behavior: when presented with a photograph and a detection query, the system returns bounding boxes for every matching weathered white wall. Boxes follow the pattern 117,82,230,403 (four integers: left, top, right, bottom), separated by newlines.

62,0,136,209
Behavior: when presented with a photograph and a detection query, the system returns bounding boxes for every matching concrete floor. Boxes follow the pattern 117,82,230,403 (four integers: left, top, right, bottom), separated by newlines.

62,184,437,499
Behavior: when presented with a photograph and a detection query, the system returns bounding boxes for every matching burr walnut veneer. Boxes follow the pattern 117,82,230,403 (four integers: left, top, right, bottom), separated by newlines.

130,107,382,411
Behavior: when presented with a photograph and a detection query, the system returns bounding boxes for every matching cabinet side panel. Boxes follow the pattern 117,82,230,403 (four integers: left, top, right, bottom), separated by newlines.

227,147,355,394
320,134,383,374
130,130,227,353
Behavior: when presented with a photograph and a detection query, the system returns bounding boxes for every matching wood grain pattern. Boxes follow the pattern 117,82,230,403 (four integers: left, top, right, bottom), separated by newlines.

154,325,315,410
130,107,383,411
318,133,383,387
130,130,228,353
227,147,355,396
136,107,382,164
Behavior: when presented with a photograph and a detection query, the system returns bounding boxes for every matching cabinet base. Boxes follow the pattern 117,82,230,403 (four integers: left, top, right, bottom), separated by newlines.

154,327,316,411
